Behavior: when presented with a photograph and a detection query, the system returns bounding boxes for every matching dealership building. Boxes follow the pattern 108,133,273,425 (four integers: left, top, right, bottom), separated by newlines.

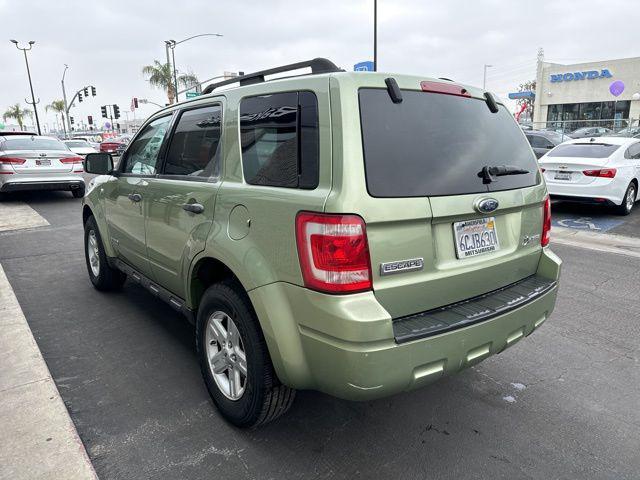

533,56,640,128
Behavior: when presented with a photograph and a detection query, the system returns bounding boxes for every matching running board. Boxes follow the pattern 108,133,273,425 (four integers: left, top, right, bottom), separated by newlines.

112,258,195,325
392,275,557,344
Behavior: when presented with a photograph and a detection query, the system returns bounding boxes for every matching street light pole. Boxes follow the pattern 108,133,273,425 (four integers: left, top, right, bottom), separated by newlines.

165,33,223,102
11,40,41,135
61,64,70,137
373,0,377,72
483,64,493,90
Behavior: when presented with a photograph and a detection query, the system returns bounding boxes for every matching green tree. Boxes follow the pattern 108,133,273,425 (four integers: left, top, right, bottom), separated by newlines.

3,103,33,130
46,100,67,134
142,60,199,105
517,79,536,121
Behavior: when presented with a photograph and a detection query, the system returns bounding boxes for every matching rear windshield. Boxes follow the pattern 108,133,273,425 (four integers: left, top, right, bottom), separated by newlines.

547,143,620,158
359,88,539,197
1,137,69,151
65,141,88,147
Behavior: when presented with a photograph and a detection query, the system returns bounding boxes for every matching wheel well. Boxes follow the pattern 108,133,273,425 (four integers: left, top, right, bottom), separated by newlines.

82,205,93,225
190,257,241,310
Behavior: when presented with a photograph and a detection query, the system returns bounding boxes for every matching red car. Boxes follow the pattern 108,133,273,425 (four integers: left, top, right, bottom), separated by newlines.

99,136,130,156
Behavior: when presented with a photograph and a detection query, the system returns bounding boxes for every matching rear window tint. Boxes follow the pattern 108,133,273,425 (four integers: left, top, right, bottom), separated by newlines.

547,143,620,158
359,88,539,197
2,137,69,151
240,91,318,189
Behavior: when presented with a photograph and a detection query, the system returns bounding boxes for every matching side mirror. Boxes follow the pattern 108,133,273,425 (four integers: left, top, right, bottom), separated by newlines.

84,152,114,175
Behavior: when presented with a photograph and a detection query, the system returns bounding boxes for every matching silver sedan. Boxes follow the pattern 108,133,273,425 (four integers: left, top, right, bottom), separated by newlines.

0,134,86,197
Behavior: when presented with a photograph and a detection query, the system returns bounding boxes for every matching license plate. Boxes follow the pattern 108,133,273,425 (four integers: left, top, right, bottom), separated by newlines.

454,217,500,259
554,172,571,181
36,159,50,166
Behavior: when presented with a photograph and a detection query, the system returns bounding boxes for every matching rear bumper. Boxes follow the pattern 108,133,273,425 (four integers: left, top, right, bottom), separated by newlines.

0,176,84,193
249,249,562,401
545,176,628,205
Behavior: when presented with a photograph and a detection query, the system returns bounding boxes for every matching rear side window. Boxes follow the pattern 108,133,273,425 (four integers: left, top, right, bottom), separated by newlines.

359,88,539,197
2,137,69,151
164,105,222,178
239,91,318,189
548,143,619,158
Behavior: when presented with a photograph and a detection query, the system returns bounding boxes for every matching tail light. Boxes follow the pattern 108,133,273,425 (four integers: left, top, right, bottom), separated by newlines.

0,157,26,165
541,196,551,247
295,212,372,294
60,156,84,164
583,168,616,178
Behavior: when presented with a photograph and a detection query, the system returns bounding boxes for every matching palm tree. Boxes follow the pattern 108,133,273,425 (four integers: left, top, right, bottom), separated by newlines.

142,60,199,105
3,103,33,131
46,100,67,135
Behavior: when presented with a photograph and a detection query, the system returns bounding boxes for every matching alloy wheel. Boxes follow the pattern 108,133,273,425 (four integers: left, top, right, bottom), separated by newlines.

87,230,100,277
626,185,636,212
205,311,248,401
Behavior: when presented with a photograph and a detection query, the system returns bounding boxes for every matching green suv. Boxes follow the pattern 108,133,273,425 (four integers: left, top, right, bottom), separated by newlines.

82,59,561,427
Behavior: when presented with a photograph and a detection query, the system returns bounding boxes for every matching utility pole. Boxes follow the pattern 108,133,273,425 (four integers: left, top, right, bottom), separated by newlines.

11,40,41,135
483,64,493,89
61,64,70,137
373,0,377,72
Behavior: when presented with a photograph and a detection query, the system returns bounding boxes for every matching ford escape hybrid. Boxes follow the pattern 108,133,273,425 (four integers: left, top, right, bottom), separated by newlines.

81,58,561,427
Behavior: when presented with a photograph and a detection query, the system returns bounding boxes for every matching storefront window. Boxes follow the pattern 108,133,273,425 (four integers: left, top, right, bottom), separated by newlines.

546,101,630,130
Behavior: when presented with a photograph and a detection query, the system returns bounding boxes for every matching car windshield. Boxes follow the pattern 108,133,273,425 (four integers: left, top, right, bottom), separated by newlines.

65,141,89,147
547,143,620,158
2,137,70,151
359,88,539,197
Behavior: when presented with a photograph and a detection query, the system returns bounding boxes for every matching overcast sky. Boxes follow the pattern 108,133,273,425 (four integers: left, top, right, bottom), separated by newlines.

1,0,638,131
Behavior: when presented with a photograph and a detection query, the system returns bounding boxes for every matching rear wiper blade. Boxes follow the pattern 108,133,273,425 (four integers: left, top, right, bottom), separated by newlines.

478,165,529,184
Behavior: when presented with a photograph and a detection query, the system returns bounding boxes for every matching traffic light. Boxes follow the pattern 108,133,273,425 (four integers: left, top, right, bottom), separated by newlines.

70,116,74,125
84,87,89,96
113,104,120,119
88,115,93,125
101,105,108,118
78,92,83,103
91,86,96,96
133,97,138,109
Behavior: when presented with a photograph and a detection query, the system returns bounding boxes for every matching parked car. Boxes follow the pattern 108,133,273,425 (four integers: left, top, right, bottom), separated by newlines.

525,130,567,158
81,59,560,427
568,126,612,138
611,126,640,137
99,136,130,156
539,136,640,215
0,134,85,197
64,139,97,156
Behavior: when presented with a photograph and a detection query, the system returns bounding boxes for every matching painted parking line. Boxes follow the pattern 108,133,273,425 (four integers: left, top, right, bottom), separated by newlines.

0,201,49,232
551,214,624,233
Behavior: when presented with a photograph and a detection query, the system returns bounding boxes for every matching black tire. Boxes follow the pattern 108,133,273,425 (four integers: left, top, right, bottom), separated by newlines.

196,281,295,428
615,182,637,216
84,215,126,291
72,185,86,198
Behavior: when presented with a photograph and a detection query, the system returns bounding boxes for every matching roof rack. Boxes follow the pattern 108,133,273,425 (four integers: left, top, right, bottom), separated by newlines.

202,58,343,94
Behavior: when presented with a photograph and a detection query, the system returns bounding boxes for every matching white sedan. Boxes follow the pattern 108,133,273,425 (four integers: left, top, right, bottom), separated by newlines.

539,136,640,215
63,139,97,156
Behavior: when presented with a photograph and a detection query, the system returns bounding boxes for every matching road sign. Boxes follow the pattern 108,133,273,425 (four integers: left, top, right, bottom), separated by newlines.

354,61,374,72
186,92,201,98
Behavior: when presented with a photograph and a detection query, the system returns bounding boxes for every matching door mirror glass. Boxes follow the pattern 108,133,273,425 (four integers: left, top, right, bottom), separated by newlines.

84,152,113,174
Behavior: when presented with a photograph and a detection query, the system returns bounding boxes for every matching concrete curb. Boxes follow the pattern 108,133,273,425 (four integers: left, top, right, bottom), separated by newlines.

0,201,49,232
552,225,640,258
0,263,98,479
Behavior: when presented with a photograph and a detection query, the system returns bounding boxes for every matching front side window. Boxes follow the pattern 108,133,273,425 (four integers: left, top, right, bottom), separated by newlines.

164,105,222,178
123,116,172,175
239,91,318,188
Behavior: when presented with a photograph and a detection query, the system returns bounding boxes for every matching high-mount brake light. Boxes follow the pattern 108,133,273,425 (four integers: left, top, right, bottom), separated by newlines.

583,168,616,178
420,80,471,97
541,196,551,247
295,212,372,294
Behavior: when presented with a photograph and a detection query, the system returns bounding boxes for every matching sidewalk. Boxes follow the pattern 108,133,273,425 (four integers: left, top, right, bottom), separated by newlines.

0,262,97,479
552,225,640,258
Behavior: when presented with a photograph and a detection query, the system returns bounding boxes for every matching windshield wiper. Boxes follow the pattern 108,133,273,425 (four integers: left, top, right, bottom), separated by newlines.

478,165,529,184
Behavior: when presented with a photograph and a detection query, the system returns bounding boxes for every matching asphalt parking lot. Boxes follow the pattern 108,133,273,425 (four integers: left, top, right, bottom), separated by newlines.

1,191,639,479
551,200,640,236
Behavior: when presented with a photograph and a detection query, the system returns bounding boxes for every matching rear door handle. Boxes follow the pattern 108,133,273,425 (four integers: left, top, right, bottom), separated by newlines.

128,193,142,202
182,203,204,214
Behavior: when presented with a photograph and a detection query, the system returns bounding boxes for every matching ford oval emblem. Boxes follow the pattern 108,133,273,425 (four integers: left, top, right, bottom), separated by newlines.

475,198,499,214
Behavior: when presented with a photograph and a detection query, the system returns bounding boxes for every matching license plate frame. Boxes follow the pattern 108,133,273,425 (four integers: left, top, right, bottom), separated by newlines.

453,217,500,259
35,159,51,166
554,171,571,181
